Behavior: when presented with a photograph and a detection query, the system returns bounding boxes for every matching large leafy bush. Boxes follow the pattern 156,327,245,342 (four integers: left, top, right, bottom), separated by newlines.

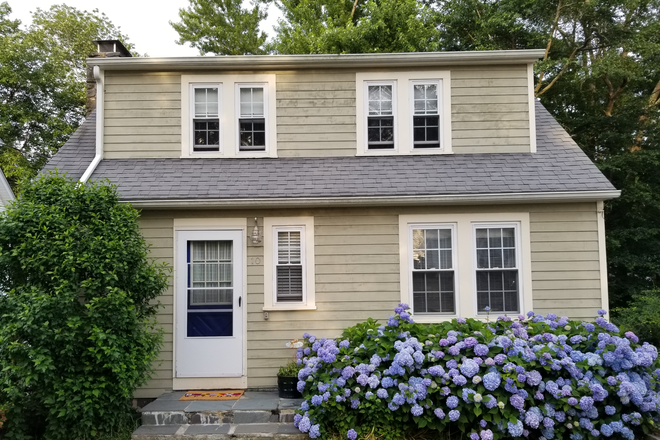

295,306,660,440
613,290,660,348
0,173,169,439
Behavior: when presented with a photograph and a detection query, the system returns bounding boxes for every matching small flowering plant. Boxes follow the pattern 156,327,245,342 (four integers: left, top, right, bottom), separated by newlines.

293,305,660,440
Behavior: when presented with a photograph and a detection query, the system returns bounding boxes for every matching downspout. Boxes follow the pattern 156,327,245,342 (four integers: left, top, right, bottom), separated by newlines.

80,65,104,183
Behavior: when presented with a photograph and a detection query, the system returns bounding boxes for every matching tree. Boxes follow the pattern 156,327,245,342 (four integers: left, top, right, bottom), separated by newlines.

171,0,268,55
0,2,133,193
0,173,169,439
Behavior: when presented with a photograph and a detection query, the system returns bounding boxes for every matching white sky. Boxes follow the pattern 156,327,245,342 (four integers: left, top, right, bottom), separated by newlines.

7,0,281,57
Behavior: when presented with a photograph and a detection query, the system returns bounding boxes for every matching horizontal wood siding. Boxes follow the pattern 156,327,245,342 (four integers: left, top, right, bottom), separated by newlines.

103,72,181,159
276,72,356,157
133,202,603,396
451,65,531,153
134,212,175,398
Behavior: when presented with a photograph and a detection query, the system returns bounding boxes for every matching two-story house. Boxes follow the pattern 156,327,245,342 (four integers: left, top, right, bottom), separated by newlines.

45,41,619,398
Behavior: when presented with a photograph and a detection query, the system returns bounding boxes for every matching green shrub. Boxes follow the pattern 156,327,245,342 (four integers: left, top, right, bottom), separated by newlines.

613,290,660,347
0,173,169,439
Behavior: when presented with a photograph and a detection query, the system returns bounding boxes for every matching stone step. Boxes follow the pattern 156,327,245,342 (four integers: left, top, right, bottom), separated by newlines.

141,409,297,426
132,423,306,439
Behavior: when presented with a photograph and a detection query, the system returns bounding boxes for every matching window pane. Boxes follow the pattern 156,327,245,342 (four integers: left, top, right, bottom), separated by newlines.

477,249,489,269
476,271,489,291
426,85,437,99
503,248,516,268
426,250,439,269
413,84,425,100
489,229,502,248
427,126,439,141
439,250,452,270
476,229,488,248
489,249,503,268
426,229,439,248
502,228,515,247
440,272,455,313
489,271,503,291
438,229,451,248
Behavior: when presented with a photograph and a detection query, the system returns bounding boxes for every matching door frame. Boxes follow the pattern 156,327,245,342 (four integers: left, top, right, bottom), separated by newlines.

172,218,248,390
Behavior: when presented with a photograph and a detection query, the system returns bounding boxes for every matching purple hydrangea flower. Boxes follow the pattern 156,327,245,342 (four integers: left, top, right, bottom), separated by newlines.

480,429,493,440
449,410,460,421
411,404,423,416
474,344,489,356
299,416,311,433
347,429,357,440
483,372,501,391
309,424,321,439
434,408,445,419
460,359,480,378
447,395,459,409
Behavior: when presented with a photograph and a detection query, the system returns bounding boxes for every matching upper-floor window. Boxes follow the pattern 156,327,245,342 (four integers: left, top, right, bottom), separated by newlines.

367,83,395,149
238,85,266,151
181,74,276,158
357,71,451,156
412,82,440,149
192,86,220,152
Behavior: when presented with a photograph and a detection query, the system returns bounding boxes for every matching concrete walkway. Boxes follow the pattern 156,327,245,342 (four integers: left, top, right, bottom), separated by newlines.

132,390,306,439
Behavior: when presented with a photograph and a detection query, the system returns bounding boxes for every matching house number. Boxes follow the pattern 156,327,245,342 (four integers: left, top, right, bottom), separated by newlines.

248,257,262,265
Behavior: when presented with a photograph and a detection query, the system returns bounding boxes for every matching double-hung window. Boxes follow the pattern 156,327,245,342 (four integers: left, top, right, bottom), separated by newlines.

263,217,316,310
275,228,303,302
412,82,440,149
411,226,456,314
475,225,520,314
192,86,220,152
367,83,395,150
238,85,266,151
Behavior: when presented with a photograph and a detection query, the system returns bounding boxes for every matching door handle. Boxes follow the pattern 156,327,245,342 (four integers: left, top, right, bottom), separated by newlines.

238,296,242,307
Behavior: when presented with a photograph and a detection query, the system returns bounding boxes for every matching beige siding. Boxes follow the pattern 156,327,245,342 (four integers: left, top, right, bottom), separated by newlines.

134,202,603,396
451,65,531,153
276,71,356,157
103,72,182,159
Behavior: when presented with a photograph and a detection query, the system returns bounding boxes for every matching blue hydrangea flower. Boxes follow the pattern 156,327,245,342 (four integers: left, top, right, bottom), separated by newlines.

447,395,459,409
474,344,489,356
311,395,323,406
309,424,321,438
460,359,480,378
507,419,524,437
376,388,388,399
480,429,494,440
299,416,311,433
411,404,423,416
434,408,445,419
347,429,357,440
449,410,460,421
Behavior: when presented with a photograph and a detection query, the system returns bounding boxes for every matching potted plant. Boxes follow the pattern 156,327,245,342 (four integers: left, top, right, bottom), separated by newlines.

278,339,304,398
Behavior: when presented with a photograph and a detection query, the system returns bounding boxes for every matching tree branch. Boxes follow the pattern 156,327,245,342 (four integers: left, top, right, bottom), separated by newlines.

535,0,563,94
350,0,359,21
536,45,580,97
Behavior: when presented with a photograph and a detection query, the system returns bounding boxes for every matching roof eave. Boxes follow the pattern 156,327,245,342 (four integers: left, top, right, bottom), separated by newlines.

125,190,621,210
87,50,546,71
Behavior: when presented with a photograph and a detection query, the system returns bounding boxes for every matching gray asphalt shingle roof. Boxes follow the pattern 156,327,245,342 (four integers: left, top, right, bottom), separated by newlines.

42,111,97,181
44,102,616,203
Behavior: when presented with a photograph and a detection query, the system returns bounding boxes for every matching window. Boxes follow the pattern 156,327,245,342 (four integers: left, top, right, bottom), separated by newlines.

238,86,266,151
411,226,456,314
263,217,316,310
181,74,276,158
192,86,220,152
356,71,451,156
475,226,520,314
412,82,440,149
275,228,303,302
399,213,531,322
367,83,395,149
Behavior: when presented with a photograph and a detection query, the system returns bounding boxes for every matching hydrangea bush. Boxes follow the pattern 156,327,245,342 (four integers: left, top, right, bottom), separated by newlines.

294,305,660,440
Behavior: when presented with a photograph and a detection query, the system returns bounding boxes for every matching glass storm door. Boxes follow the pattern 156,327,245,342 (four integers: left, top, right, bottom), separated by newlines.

175,230,243,377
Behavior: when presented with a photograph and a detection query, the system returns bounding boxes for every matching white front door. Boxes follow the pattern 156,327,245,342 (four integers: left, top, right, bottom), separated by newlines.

175,230,244,377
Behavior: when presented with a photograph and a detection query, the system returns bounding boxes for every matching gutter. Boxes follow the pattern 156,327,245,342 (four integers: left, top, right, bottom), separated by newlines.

79,66,104,183
124,190,621,209
87,49,546,71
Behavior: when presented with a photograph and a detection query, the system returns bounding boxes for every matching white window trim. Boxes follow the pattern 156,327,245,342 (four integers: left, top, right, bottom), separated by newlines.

472,222,523,316
409,223,458,316
356,71,452,156
181,74,277,158
263,217,316,311
399,213,532,323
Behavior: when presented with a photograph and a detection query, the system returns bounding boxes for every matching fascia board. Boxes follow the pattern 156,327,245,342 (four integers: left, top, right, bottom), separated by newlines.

87,50,546,71
125,190,621,209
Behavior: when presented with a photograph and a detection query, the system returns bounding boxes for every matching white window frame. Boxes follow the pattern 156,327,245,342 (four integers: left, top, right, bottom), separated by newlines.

399,213,532,323
263,217,316,311
409,223,458,315
181,74,277,158
365,81,397,151
472,222,522,315
190,84,222,154
236,83,268,153
410,80,443,150
356,71,451,156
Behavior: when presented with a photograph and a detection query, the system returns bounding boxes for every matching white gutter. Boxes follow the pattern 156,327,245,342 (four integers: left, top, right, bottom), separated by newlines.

124,190,621,209
87,49,546,71
79,66,104,183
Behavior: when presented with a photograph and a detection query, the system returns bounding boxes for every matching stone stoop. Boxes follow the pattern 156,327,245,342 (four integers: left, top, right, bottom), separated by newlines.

132,391,306,440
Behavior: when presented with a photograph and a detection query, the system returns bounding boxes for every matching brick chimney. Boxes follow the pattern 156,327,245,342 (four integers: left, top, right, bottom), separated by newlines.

86,40,132,116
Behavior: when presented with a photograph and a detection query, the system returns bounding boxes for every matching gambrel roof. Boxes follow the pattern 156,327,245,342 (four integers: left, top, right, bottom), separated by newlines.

44,102,617,208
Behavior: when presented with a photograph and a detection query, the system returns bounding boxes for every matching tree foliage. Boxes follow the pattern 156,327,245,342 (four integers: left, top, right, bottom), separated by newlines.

171,0,268,55
0,173,169,439
0,2,133,193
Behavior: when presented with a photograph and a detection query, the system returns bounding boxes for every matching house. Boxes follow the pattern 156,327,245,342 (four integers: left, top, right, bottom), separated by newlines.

44,41,619,398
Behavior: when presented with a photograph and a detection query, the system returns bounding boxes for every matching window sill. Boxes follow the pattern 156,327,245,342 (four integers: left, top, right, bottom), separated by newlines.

355,149,453,157
262,304,317,312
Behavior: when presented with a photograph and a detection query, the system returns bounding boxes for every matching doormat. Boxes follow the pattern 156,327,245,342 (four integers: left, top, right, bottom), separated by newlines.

179,390,244,401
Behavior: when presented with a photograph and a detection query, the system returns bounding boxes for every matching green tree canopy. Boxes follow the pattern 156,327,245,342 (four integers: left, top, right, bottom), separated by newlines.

0,2,133,192
171,0,268,55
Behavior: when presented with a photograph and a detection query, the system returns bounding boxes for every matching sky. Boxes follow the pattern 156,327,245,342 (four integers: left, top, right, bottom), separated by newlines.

7,0,281,57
